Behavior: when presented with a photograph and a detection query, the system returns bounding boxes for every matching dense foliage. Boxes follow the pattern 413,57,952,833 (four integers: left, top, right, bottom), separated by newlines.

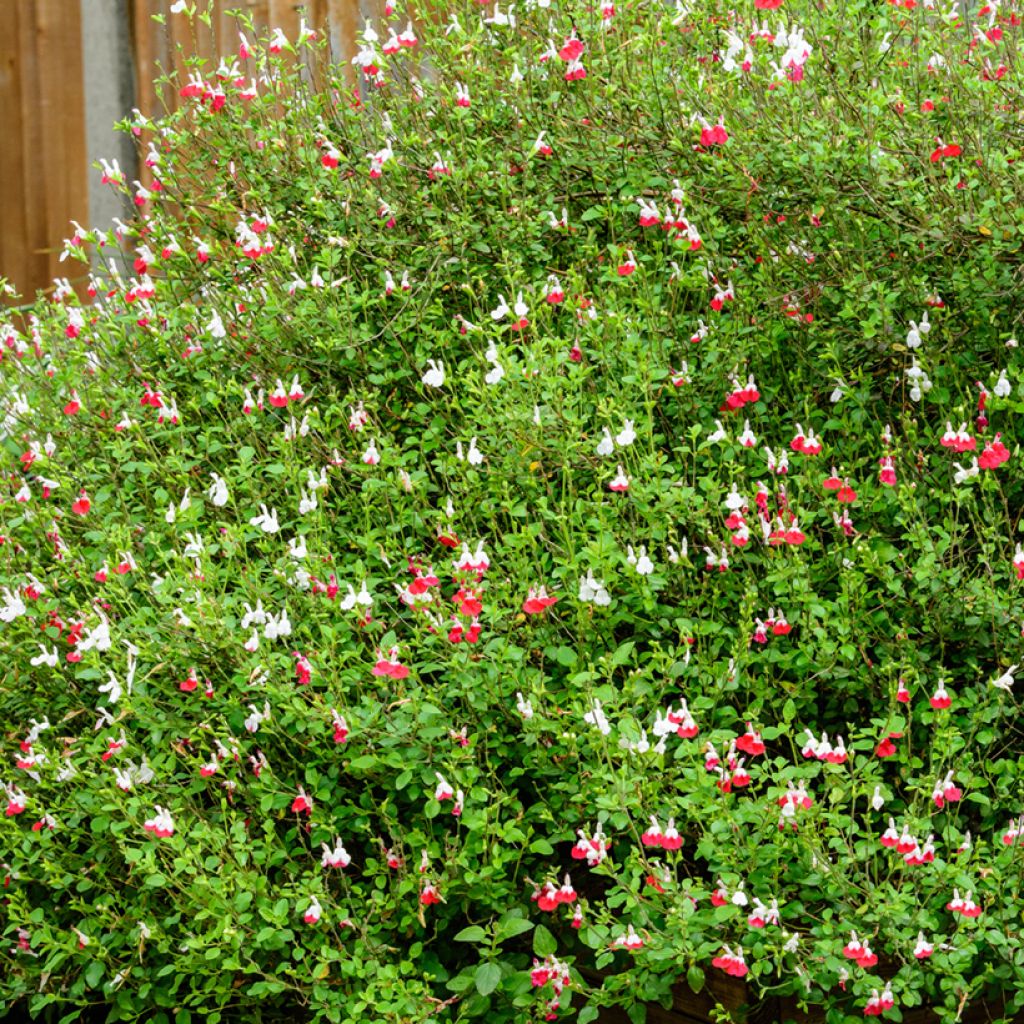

2,0,1024,1021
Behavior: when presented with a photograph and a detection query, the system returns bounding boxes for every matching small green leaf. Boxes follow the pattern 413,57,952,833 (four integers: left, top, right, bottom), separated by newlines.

84,961,104,989
496,916,533,941
610,641,635,667
533,924,556,957
686,965,705,993
454,925,488,943
474,961,501,996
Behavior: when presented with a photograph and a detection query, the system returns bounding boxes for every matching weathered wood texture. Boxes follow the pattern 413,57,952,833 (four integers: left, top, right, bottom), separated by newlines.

1,0,366,300
0,0,89,300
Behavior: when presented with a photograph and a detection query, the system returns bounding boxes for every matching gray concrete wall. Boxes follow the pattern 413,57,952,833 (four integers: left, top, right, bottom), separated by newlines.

80,0,136,236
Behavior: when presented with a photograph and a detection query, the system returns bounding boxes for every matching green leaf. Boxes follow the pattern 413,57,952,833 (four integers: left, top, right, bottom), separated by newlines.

474,961,501,996
84,961,104,989
686,965,705,993
533,924,556,957
454,925,488,943
553,646,577,667
496,916,533,941
627,1002,647,1024
610,641,635,667
578,1008,600,1024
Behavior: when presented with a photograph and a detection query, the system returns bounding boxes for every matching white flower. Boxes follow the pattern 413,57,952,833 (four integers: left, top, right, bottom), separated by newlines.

994,369,1011,398
516,692,534,719
615,419,636,447
98,671,123,705
991,664,1018,692
707,420,728,444
245,703,270,733
466,438,484,466
30,645,58,668
584,699,611,735
362,439,380,465
578,570,611,606
871,786,885,812
627,545,654,576
182,532,203,558
421,359,445,388
906,311,929,349
953,458,979,485
596,427,615,457
299,489,318,515
321,837,352,869
79,613,111,653
249,504,280,534
208,473,229,507
208,309,226,338
240,600,267,629
0,588,27,623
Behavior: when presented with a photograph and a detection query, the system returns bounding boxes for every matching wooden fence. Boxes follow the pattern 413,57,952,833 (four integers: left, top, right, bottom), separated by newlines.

0,0,367,302
0,1,89,302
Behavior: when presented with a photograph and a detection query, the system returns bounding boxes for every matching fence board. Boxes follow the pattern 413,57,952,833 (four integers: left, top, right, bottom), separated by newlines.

0,0,87,300
0,3,33,296
0,0,365,300
36,0,89,278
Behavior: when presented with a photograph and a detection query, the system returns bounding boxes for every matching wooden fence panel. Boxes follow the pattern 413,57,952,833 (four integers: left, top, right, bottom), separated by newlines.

0,0,363,301
0,0,88,301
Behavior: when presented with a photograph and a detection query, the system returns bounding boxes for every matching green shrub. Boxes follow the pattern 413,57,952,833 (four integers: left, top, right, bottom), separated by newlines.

2,0,1023,1021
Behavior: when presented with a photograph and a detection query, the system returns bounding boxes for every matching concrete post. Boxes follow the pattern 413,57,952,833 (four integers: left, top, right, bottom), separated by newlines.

80,0,136,237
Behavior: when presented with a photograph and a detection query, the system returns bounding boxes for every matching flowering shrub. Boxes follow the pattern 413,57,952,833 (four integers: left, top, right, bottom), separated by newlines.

2,0,1024,1021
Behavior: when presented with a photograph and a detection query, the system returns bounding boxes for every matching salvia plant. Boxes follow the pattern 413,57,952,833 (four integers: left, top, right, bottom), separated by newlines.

1,0,1024,1021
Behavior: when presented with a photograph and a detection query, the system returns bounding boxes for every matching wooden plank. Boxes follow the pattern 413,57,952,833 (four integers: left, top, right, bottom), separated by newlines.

35,0,89,290
168,0,197,104
0,2,31,298
328,0,359,66
131,0,158,119
17,1,49,297
268,0,301,42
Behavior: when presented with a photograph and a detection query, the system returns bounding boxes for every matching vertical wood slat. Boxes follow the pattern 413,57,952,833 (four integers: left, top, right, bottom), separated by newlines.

36,0,89,284
17,4,48,293
0,3,32,297
0,0,86,300
1,0,365,299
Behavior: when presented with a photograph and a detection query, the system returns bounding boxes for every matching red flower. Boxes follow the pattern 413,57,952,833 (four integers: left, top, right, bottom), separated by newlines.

72,490,91,516
930,139,961,162
420,881,442,905
373,647,410,679
558,34,584,61
875,731,902,757
735,724,765,756
523,586,558,614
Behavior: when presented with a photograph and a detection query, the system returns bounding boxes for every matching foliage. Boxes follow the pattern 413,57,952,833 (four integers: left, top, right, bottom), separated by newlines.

2,0,1024,1021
